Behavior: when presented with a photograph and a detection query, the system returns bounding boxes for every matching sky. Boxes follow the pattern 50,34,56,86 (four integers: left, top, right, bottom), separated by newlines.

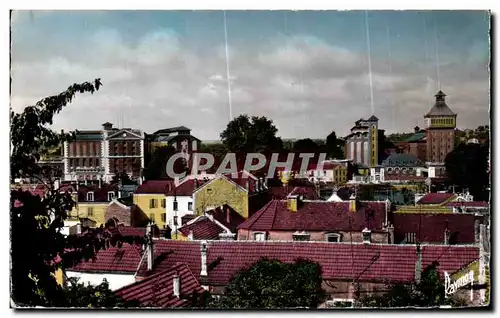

10,10,490,140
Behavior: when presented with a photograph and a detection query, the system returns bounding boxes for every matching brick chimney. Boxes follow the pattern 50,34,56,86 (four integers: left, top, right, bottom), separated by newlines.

387,223,395,244
349,194,357,212
173,271,180,298
444,228,450,245
200,241,208,277
287,195,301,212
362,228,371,244
415,243,422,284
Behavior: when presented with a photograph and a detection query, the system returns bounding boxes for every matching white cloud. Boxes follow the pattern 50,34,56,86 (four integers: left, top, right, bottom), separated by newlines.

10,26,489,140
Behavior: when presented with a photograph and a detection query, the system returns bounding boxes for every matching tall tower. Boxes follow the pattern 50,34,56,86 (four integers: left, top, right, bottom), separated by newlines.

424,91,457,163
367,115,379,167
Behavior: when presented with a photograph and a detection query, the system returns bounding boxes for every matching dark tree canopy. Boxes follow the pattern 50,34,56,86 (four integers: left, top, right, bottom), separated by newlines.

325,131,344,159
208,258,326,309
357,261,466,308
292,138,322,154
143,145,187,180
220,115,283,155
10,79,145,307
445,142,489,201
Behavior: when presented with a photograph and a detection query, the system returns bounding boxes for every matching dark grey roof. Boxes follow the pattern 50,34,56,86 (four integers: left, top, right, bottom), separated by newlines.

381,153,423,167
425,91,456,117
368,115,379,122
153,126,191,134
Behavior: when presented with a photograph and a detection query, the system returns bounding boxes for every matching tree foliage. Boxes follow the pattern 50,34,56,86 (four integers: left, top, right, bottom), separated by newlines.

325,131,344,159
63,278,139,308
208,258,326,309
143,145,187,180
292,138,322,154
10,79,146,307
220,115,283,155
445,142,489,201
357,261,466,308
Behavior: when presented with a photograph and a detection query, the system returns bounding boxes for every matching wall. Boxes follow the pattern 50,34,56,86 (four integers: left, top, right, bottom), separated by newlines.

106,202,132,226
65,271,136,291
133,194,167,228
69,203,108,226
165,195,194,230
237,229,389,244
194,178,249,218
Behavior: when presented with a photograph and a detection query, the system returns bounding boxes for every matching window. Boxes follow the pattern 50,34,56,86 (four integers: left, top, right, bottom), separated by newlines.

325,233,341,242
161,199,166,208
149,213,155,222
292,232,311,241
406,232,416,244
107,191,115,201
173,200,178,211
253,232,266,241
87,192,94,202
88,207,94,217
161,213,166,222
173,216,178,226
150,199,157,209
207,188,212,194
188,202,193,211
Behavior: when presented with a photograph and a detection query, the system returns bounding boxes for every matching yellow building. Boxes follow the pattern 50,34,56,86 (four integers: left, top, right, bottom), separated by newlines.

333,164,348,185
65,184,120,227
193,175,250,219
132,180,170,229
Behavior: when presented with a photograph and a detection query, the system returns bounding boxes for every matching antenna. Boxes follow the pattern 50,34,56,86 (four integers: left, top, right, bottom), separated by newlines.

223,11,233,121
433,12,441,91
364,11,375,115
386,25,395,132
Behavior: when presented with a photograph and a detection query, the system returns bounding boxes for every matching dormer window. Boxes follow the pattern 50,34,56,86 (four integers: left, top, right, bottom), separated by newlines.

292,231,311,241
325,233,341,243
107,191,115,201
87,192,94,202
253,232,266,241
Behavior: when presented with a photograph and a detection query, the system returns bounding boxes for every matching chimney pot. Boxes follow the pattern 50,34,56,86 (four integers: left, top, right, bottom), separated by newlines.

173,272,180,298
415,243,423,284
444,228,451,245
146,222,154,271
200,241,208,277
362,228,371,244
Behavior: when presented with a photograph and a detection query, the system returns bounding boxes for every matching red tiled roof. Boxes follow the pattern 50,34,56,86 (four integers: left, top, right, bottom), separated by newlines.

445,201,489,208
117,225,147,237
238,199,387,232
181,215,196,226
77,184,118,202
417,193,456,205
267,186,320,200
137,240,479,286
206,204,247,233
115,263,205,308
178,217,226,240
135,180,175,194
307,162,341,170
392,213,478,244
67,243,143,273
166,179,207,196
